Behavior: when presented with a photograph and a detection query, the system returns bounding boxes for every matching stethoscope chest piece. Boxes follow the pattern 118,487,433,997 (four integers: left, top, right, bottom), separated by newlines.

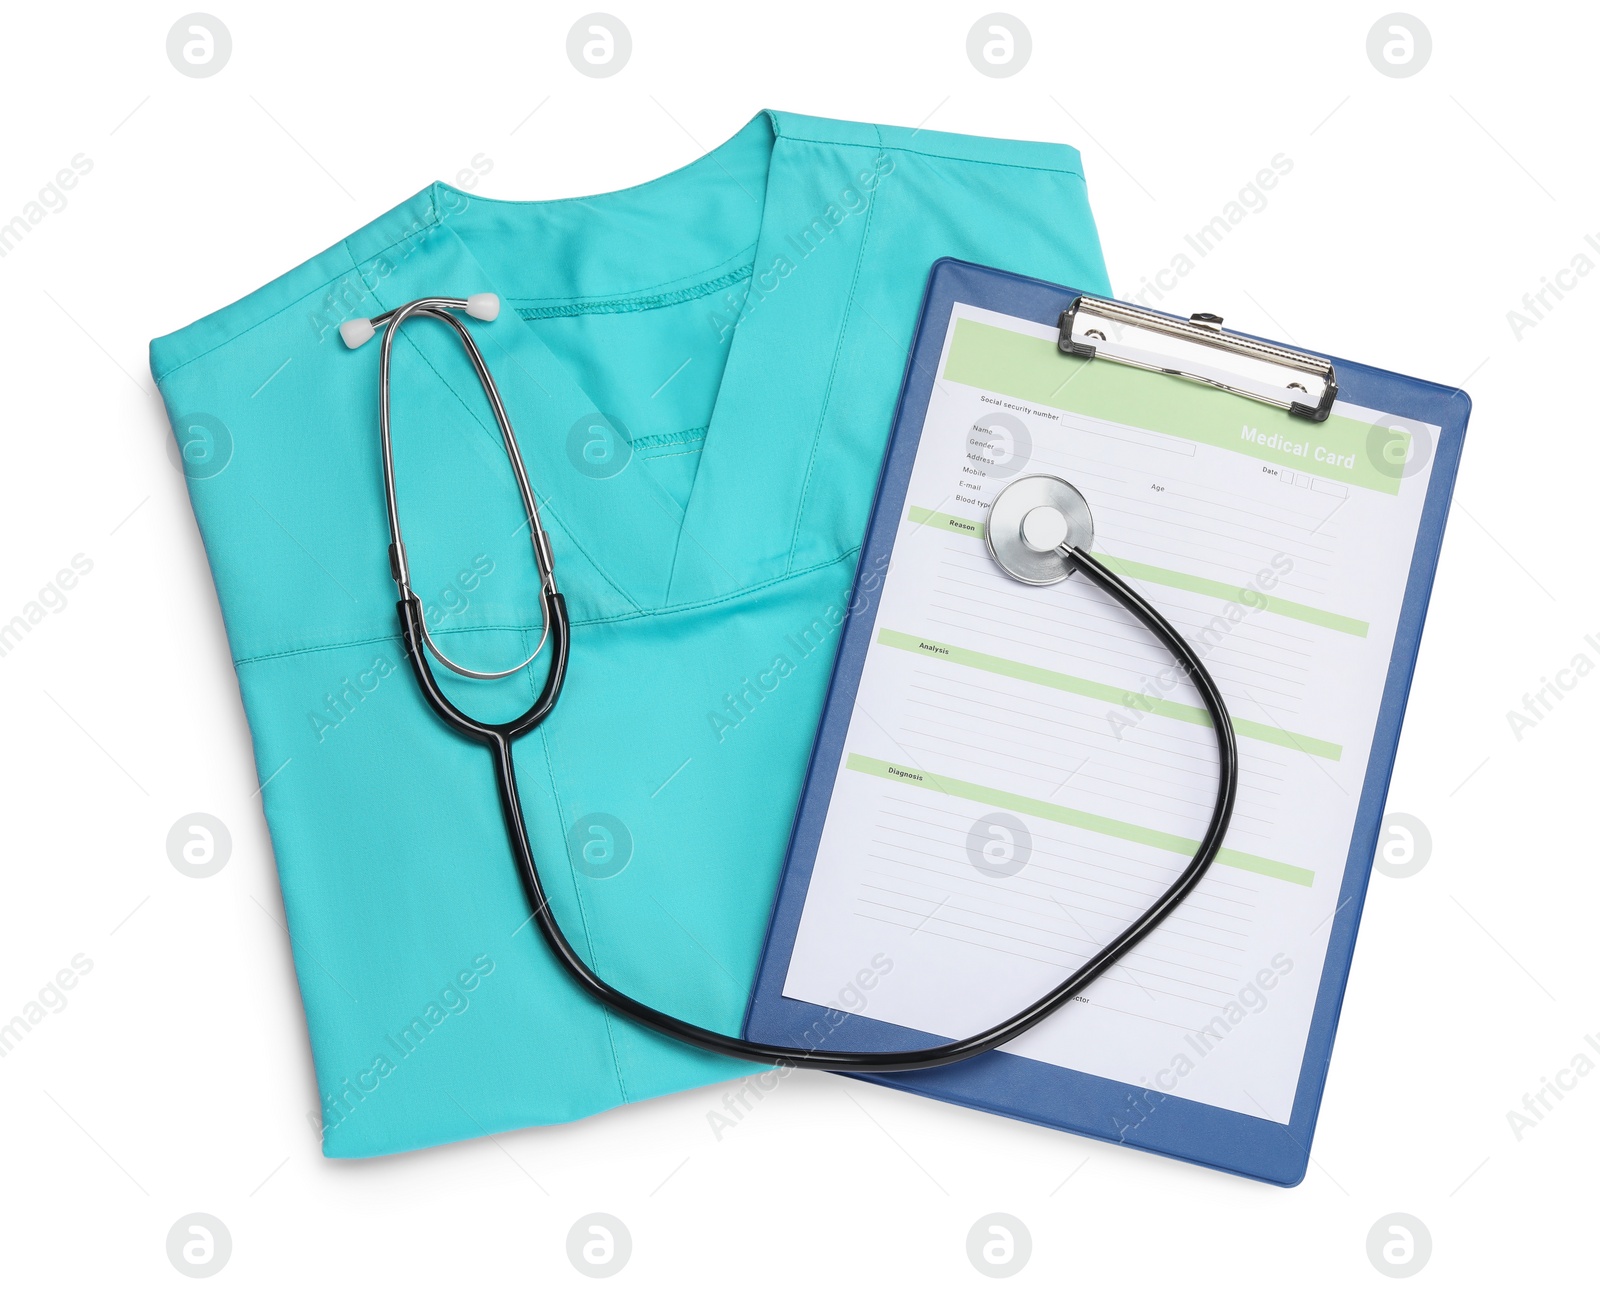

986,474,1096,585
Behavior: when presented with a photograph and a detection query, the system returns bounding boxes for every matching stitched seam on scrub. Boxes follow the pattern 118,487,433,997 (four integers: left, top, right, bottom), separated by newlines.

151,216,445,383
152,138,1084,385
507,242,759,311
231,546,861,668
772,131,1085,181
785,127,881,575
632,428,708,461
154,203,749,381
515,264,753,319
536,722,631,1103
629,426,706,451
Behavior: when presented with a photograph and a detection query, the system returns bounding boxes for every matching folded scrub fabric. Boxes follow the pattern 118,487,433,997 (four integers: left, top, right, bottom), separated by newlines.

149,109,1110,1157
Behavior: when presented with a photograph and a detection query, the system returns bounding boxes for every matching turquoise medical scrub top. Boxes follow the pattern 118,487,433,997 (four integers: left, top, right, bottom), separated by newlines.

150,110,1110,1158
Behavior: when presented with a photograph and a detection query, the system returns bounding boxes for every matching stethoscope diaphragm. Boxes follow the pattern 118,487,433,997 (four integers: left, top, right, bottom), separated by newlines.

986,473,1097,585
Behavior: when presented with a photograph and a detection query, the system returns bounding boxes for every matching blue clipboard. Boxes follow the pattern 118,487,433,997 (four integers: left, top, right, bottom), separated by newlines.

743,258,1469,1186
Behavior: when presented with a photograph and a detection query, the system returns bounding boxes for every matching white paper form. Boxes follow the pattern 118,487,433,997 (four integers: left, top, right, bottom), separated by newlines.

783,303,1438,1123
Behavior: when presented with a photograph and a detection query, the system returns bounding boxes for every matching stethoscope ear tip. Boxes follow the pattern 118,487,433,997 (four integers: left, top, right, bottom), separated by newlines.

341,295,499,350
340,317,376,349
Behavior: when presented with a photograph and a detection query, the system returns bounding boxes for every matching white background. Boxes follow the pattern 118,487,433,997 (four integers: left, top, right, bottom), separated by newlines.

1,1,1594,1285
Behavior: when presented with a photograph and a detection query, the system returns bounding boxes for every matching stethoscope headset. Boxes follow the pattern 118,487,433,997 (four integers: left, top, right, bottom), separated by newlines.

342,295,1238,1073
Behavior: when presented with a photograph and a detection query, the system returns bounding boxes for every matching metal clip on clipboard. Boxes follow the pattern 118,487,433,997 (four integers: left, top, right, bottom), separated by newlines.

1059,296,1339,422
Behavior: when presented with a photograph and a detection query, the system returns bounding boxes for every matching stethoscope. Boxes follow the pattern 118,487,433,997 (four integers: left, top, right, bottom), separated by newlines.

344,295,1238,1072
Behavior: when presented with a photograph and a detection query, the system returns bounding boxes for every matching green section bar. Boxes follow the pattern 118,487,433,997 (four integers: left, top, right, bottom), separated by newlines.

1090,554,1368,638
907,505,1369,637
846,753,1314,886
879,628,1343,761
942,317,1406,496
906,504,985,538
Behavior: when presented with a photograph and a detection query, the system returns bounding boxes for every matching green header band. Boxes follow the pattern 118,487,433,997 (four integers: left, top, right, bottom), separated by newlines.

846,753,1314,886
905,506,1369,637
878,627,1343,761
942,317,1407,496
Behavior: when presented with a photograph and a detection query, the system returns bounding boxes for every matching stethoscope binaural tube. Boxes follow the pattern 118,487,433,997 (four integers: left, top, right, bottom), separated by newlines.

346,296,1239,1073
357,293,561,683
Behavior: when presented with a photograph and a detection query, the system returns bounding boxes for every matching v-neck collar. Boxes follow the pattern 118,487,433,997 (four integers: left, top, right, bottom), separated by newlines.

365,111,877,620
373,225,710,622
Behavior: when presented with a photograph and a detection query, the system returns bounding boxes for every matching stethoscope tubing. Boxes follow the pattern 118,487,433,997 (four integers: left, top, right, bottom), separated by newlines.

399,550,1238,1073
372,296,1240,1074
